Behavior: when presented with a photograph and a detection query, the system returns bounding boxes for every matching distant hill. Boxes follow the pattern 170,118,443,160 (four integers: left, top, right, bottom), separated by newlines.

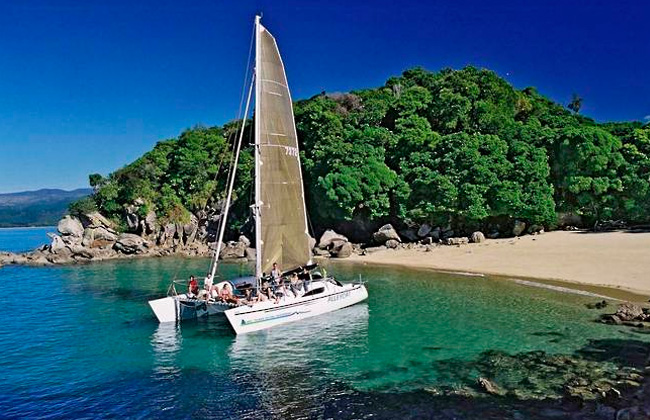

0,188,92,227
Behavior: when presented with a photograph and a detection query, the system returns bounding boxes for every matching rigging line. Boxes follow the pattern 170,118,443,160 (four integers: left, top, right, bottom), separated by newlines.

210,71,256,280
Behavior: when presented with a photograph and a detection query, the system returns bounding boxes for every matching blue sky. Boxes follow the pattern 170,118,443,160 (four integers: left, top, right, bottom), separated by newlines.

1,0,649,193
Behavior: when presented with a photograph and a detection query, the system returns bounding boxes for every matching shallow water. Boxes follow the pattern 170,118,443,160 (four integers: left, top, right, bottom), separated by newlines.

0,229,647,418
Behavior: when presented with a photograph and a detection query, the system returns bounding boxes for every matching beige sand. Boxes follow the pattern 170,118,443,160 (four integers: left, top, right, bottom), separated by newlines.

344,230,650,296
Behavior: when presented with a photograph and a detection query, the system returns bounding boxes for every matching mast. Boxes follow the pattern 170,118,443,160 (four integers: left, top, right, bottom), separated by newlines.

253,15,263,281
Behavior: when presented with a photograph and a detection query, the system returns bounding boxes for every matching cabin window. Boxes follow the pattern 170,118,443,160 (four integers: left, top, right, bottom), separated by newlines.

302,287,325,297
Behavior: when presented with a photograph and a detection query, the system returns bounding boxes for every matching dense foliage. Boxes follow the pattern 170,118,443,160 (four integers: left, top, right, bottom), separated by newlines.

76,67,650,236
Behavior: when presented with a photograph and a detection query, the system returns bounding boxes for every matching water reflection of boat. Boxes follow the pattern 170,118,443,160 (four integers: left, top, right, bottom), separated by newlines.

228,303,369,370
150,322,182,376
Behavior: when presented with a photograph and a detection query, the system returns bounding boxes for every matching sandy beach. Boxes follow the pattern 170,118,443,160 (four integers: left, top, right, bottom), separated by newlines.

344,230,650,297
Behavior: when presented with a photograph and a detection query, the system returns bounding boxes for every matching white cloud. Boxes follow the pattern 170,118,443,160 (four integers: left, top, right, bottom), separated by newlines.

644,115,650,121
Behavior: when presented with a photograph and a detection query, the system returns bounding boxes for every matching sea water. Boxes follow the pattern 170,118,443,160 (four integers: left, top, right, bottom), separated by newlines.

0,228,647,418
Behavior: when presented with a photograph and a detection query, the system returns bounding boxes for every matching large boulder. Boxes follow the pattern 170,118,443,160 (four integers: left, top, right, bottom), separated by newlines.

372,224,401,244
318,230,348,249
114,233,148,254
399,228,418,242
512,220,527,237
220,240,247,259
57,216,84,238
417,223,432,238
330,241,353,258
470,231,486,243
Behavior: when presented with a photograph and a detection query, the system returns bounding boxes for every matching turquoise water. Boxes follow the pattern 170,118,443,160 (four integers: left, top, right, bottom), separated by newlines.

0,226,54,253
0,228,647,418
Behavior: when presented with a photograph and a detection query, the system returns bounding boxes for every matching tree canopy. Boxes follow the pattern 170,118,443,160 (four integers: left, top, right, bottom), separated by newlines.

76,67,650,236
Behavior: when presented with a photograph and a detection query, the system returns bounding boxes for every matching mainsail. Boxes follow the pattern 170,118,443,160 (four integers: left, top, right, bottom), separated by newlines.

254,18,311,277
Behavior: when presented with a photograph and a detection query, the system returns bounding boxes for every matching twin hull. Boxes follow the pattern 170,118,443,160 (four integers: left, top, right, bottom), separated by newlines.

149,281,368,334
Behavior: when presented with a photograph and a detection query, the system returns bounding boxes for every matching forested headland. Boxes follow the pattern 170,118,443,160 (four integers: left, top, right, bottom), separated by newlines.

72,66,650,242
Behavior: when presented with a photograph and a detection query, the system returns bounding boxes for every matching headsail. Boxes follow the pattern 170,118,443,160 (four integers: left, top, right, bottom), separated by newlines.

254,18,311,276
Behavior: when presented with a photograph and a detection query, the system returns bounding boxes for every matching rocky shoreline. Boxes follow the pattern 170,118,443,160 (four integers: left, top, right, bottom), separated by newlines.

0,205,522,268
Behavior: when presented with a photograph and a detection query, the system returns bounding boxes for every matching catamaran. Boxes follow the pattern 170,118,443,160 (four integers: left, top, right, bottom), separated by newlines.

148,16,368,334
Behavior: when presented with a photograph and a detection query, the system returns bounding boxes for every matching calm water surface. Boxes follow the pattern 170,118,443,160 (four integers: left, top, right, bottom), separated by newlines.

0,228,647,418
0,226,54,253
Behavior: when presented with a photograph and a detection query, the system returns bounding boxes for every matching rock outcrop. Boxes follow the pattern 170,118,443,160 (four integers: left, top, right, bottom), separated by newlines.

114,233,148,254
372,224,401,245
318,230,348,249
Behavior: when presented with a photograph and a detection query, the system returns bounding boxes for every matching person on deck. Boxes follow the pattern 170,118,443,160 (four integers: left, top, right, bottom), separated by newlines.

204,272,214,299
301,267,312,292
289,273,303,297
258,280,276,302
218,284,239,304
188,276,199,297
270,262,282,281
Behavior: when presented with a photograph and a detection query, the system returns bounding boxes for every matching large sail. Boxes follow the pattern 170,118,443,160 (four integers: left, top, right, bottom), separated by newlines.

254,19,311,276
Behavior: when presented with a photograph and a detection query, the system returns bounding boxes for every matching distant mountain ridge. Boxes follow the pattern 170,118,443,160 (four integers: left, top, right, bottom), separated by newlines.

0,188,92,227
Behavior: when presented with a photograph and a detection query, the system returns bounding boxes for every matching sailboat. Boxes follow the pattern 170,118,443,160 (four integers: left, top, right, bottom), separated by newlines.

148,16,368,334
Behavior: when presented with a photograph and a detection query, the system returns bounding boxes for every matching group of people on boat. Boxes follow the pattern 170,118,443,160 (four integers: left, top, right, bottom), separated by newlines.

186,262,316,306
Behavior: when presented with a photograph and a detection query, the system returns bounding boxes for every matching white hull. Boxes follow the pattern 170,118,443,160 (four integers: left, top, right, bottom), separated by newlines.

224,280,368,334
148,294,235,323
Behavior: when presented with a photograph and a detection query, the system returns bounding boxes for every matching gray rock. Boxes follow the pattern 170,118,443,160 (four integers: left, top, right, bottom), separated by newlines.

318,230,348,249
470,231,486,243
513,220,527,236
114,233,148,254
385,239,400,249
308,236,316,252
430,227,442,240
80,211,114,229
94,226,117,242
331,241,353,258
126,212,139,231
527,224,544,234
487,232,500,239
144,211,157,234
372,224,401,244
399,228,418,242
417,223,432,238
48,233,68,253
81,228,94,247
441,229,455,239
220,241,247,259
444,237,469,246
421,237,434,245
238,235,251,248
615,302,644,321
57,216,84,238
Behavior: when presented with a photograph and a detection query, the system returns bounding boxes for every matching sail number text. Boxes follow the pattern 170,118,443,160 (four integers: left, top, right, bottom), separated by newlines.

283,146,299,157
